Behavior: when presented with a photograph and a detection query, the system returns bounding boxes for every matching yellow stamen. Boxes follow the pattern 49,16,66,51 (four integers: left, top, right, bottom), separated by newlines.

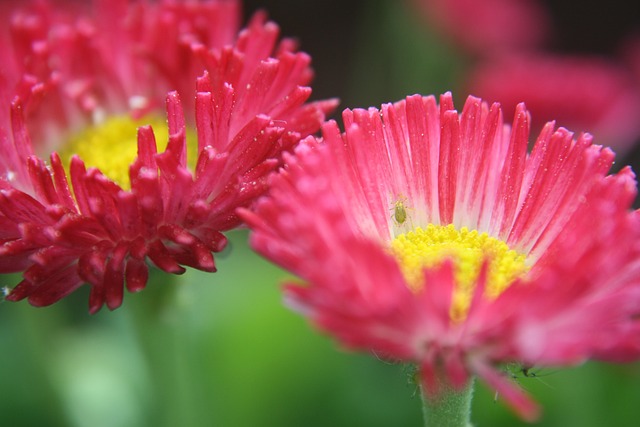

58,114,197,190
390,224,529,321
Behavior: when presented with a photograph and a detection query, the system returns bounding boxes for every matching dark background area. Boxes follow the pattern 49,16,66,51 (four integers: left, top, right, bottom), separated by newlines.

541,0,640,54
242,0,640,99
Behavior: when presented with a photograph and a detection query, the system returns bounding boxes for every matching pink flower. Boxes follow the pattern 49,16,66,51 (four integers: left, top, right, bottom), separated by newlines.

0,0,336,313
411,0,550,55
466,54,640,152
242,93,640,420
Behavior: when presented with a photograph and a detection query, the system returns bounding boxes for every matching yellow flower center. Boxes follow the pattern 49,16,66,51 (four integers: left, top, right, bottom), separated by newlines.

390,224,529,321
58,114,197,190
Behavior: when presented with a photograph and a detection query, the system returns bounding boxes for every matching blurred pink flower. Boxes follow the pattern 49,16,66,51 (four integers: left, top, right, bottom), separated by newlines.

621,34,640,94
243,93,640,420
466,54,640,152
0,0,335,313
412,0,550,55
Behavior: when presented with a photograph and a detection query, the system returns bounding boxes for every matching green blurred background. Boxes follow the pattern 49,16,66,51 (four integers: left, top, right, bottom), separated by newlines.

2,0,640,426
2,231,640,426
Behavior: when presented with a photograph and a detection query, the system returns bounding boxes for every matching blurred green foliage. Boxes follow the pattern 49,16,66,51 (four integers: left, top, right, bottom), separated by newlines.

1,230,639,426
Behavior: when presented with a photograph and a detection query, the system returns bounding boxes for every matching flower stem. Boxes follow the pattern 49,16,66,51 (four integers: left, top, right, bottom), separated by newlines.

420,375,475,427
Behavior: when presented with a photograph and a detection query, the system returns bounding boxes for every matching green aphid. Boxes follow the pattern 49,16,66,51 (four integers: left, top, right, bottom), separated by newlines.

393,199,408,225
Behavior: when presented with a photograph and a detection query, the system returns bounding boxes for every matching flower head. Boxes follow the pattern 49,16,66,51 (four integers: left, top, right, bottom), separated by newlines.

242,93,640,420
0,0,336,313
466,53,640,153
412,0,550,55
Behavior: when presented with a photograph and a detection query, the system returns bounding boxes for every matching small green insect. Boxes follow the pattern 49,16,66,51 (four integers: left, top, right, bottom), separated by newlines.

494,363,555,403
509,364,552,390
519,366,537,378
503,363,539,379
391,195,412,226
393,199,408,224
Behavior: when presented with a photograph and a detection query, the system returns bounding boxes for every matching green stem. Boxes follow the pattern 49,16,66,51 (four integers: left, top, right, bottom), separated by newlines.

420,374,475,427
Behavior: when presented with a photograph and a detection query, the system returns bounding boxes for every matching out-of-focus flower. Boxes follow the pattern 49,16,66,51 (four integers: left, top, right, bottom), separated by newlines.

621,34,640,92
242,93,640,420
0,0,336,313
411,0,550,55
466,54,640,152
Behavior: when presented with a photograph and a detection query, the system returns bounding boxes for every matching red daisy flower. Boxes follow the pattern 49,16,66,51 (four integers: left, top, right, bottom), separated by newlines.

0,0,336,313
242,93,640,420
466,53,640,153
411,0,550,55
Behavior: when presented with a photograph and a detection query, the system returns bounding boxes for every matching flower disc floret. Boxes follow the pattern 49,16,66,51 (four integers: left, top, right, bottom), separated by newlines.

391,224,529,320
59,115,167,189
